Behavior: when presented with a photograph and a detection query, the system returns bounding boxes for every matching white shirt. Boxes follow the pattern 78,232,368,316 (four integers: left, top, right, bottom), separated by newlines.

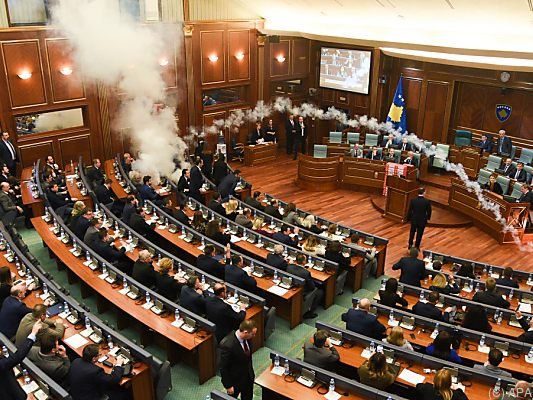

3,139,15,160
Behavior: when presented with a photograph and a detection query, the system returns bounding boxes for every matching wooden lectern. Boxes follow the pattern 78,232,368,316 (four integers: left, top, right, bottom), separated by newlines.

384,175,419,222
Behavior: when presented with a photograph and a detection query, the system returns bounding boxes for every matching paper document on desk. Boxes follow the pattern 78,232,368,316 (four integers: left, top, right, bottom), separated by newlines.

324,391,342,400
230,235,241,243
477,345,490,354
270,366,285,376
268,286,288,296
22,381,39,394
65,334,89,349
518,303,532,313
360,349,372,359
398,369,425,384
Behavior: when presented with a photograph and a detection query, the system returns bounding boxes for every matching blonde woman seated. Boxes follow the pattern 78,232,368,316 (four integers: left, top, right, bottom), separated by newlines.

251,217,272,237
224,199,239,221
66,200,86,230
429,273,460,295
357,352,399,390
320,223,344,242
382,326,413,351
300,215,325,234
301,235,325,257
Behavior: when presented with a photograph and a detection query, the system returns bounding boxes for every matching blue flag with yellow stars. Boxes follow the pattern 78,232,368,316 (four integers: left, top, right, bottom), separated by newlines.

386,76,407,133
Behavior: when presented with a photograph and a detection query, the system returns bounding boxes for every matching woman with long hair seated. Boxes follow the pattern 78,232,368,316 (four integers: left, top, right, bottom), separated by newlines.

483,174,503,195
324,240,350,274
205,219,231,246
416,368,468,400
378,277,408,309
301,235,325,256
462,305,492,333
251,216,272,237
430,273,460,295
224,199,239,221
300,215,324,234
66,200,86,230
426,331,462,364
322,223,344,241
383,326,413,350
357,352,399,390
191,210,207,234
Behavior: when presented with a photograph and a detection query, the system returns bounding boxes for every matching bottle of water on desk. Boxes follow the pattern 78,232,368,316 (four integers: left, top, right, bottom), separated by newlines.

475,282,480,293
329,378,335,393
527,347,533,360
274,354,280,367
389,310,394,324
479,334,485,348
284,359,290,375
43,283,48,295
509,289,514,300
419,291,425,302
22,368,30,385
489,266,493,276
63,301,70,315
85,316,91,330
2,345,8,358
181,226,186,236
175,309,180,322
497,312,502,325
146,292,151,305
370,340,375,353
433,323,439,337
107,335,114,350
273,270,279,283
86,251,91,263
494,378,501,395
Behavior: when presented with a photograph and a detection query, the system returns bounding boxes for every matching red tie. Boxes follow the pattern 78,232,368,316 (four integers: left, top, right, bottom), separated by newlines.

243,340,250,356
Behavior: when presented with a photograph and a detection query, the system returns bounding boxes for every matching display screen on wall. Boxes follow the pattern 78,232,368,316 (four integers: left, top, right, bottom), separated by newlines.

319,47,371,94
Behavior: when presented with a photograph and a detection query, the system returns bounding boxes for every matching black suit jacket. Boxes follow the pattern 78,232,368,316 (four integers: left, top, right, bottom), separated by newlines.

219,331,254,391
129,213,155,237
155,273,182,302
208,199,226,216
378,290,408,308
205,296,245,343
69,358,124,400
519,190,533,206
483,182,503,195
407,196,432,226
502,163,516,177
47,190,70,210
472,290,510,309
365,151,382,160
0,337,35,400
479,139,493,153
197,254,226,279
218,174,238,199
0,139,17,171
285,118,297,138
398,142,411,152
416,383,468,400
189,165,203,195
244,196,265,211
225,264,257,292
132,261,157,289
341,309,386,339
180,286,206,315
518,317,533,344
511,169,527,182
94,240,124,263
250,128,263,144
392,257,426,287
177,176,189,193
412,301,447,322
287,264,315,294
95,184,113,205
295,122,306,140
266,253,288,271
86,166,104,187
272,231,298,247
264,205,283,220
495,277,519,289
496,136,512,156
210,231,231,247
122,203,135,224
212,160,228,186
73,216,91,240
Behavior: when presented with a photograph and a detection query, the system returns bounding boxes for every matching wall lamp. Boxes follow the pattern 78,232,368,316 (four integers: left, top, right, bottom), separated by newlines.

276,55,286,63
59,67,73,76
17,70,32,80
208,54,219,62
234,52,245,61
159,58,169,67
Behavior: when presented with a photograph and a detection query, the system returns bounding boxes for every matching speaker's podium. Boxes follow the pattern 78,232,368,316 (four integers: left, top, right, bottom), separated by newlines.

384,171,418,223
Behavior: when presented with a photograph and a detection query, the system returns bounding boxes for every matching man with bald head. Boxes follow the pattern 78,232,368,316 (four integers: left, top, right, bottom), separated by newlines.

205,283,246,343
341,298,386,340
0,181,23,226
496,129,512,157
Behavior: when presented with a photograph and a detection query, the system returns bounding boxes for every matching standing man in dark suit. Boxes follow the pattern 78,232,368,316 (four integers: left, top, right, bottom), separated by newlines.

218,169,241,199
407,187,432,249
219,320,257,400
392,247,426,287
0,320,42,400
69,343,125,400
341,298,386,340
293,116,306,159
205,283,246,343
0,131,18,176
189,157,204,202
303,329,339,372
285,114,296,155
478,134,493,154
496,129,512,157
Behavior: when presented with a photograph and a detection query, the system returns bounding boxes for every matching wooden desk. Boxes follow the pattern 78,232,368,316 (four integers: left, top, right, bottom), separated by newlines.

334,339,498,400
449,178,530,244
375,314,531,376
65,177,93,209
32,217,216,384
296,155,340,191
20,166,44,218
2,246,153,399
104,160,129,200
255,366,365,400
244,143,277,166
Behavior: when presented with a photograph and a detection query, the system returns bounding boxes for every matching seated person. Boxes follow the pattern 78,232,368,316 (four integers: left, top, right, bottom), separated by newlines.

455,262,475,279
512,162,528,182
358,352,399,390
515,311,533,344
251,217,271,237
381,134,396,149
365,146,382,160
496,266,519,289
93,228,126,265
272,224,299,247
378,277,407,309
473,348,512,377
73,208,93,239
15,304,65,347
383,148,397,163
224,199,239,221
282,203,301,226
244,191,265,211
301,235,325,257
0,285,31,339
94,179,115,206
262,119,277,142
121,195,138,225
266,244,288,271
426,331,462,364
324,240,350,275
205,283,246,343
300,214,325,234
478,134,493,154
225,255,257,293
429,273,460,295
235,207,253,229
501,158,516,177
398,137,411,152
138,175,162,205
250,122,264,144
86,158,104,187
132,250,157,289
483,174,504,195
402,150,417,166
416,368,468,400
472,277,510,308
0,266,13,308
28,332,71,385
156,258,184,301
287,254,323,319
322,224,344,242
303,329,339,372
191,210,207,234
205,220,231,246
129,207,156,238
180,276,207,316
348,143,364,158
208,192,226,216
264,199,283,220
383,326,413,350
47,182,75,211
412,291,453,322
461,305,492,333
162,197,189,226
197,244,228,279
341,298,386,340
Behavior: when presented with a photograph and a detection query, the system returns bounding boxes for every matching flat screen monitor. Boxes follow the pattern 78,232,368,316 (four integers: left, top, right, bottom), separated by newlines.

319,47,371,94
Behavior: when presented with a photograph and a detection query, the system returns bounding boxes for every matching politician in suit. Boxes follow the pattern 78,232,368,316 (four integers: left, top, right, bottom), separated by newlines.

407,187,432,249
516,311,533,344
272,224,299,247
412,291,452,322
129,208,156,238
212,154,228,186
303,329,339,371
225,256,257,293
218,170,241,199
15,304,65,347
392,247,426,287
86,159,104,188
266,245,288,271
189,157,204,202
208,192,226,216
95,179,114,206
0,131,18,176
180,276,207,316
250,122,264,144
28,332,70,385
496,129,512,157
244,191,265,211
121,195,138,224
205,284,246,343
511,162,528,182
197,244,227,279
478,134,493,154
262,119,277,142
293,116,307,159
285,115,297,155
69,344,125,400
381,134,396,149
0,286,31,339
472,277,510,309
0,320,41,400
132,250,157,289
264,199,283,220
219,320,257,400
341,298,386,340
0,181,22,226
500,158,516,177
398,137,411,152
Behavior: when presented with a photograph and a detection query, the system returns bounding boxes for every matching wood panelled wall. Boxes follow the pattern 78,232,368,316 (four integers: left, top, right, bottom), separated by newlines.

381,57,533,148
0,28,103,169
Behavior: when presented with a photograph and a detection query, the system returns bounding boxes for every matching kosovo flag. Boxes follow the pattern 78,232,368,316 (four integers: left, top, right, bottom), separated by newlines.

386,76,407,133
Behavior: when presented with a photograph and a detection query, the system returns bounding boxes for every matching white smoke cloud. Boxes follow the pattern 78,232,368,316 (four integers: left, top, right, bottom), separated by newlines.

34,108,83,132
52,0,186,179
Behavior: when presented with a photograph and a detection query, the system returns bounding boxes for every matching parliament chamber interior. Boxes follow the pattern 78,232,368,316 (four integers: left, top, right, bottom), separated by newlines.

0,0,532,399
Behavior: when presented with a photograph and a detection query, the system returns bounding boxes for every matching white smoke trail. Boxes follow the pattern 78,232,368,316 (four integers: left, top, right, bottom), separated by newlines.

52,0,186,180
